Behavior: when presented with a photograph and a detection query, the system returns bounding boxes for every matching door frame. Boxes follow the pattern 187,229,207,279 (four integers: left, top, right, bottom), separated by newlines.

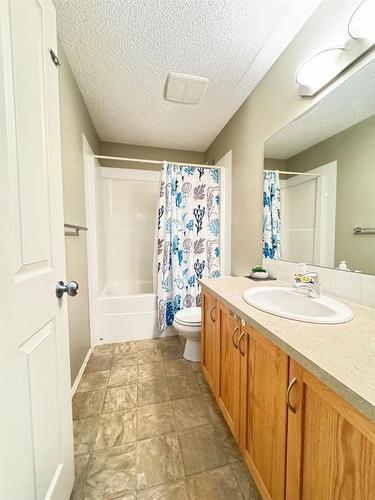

217,150,232,276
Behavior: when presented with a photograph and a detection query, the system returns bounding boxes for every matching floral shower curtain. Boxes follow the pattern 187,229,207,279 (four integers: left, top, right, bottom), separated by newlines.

263,171,282,259
157,162,221,330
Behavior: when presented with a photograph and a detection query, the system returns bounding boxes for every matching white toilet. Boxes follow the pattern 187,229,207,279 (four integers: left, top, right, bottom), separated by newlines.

173,307,201,362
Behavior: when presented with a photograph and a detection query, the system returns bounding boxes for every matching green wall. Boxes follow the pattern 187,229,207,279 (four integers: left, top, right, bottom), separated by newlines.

99,141,205,171
58,39,99,384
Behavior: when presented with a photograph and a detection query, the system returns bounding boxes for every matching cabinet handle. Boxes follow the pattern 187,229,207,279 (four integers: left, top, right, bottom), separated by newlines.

286,377,297,413
209,305,216,323
232,326,239,349
238,331,245,356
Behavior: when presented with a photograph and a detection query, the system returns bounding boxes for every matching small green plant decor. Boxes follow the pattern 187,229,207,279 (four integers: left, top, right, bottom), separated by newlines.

251,266,267,274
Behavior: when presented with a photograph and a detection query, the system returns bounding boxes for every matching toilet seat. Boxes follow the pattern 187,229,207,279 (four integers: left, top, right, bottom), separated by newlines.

174,307,201,326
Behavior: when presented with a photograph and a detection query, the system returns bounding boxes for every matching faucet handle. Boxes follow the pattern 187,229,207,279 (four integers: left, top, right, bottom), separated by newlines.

294,271,319,285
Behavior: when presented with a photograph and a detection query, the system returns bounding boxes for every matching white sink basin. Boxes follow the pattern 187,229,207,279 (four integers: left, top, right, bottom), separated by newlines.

243,286,353,324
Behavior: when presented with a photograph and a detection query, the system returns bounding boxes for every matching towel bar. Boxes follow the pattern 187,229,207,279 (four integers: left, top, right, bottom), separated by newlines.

64,223,88,236
353,226,375,235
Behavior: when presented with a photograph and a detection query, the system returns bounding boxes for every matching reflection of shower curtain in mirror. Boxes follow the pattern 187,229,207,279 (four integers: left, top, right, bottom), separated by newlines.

157,162,220,330
263,171,282,259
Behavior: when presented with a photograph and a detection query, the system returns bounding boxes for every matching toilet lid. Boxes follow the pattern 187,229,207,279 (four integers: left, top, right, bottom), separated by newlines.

174,307,201,325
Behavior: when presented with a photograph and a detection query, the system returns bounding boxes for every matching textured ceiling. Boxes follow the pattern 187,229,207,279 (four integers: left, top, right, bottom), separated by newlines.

56,0,320,151
265,57,375,159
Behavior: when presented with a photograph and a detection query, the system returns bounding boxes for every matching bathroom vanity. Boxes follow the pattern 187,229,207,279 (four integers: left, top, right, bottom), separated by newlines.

200,277,375,500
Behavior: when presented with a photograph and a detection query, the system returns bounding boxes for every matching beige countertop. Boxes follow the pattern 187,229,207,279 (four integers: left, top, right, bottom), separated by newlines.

199,276,375,422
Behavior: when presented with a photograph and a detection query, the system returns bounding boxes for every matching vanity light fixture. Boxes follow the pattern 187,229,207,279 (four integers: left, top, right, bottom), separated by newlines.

297,0,375,97
296,47,345,90
348,0,375,40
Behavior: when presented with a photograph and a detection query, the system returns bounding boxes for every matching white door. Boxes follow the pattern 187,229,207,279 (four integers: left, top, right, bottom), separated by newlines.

0,1,74,499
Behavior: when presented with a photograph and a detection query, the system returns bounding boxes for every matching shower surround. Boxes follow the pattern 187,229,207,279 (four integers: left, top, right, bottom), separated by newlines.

85,162,160,345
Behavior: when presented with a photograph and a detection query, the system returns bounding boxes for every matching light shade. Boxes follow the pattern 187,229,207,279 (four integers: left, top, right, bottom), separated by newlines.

348,0,375,40
297,1,375,97
296,48,344,89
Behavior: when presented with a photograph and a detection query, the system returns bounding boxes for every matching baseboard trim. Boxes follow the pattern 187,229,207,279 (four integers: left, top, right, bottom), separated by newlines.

71,347,92,398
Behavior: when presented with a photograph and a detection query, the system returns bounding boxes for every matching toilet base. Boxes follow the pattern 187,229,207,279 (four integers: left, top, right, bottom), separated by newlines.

183,338,201,362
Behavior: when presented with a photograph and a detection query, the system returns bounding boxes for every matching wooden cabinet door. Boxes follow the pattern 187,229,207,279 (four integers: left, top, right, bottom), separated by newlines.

201,290,218,393
216,303,241,442
286,359,375,500
240,324,289,500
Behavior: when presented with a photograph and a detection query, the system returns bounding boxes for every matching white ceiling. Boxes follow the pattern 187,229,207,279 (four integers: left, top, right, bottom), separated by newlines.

56,0,320,152
265,57,375,159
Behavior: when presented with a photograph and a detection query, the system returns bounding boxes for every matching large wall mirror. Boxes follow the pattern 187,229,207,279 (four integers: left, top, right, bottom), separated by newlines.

263,58,375,276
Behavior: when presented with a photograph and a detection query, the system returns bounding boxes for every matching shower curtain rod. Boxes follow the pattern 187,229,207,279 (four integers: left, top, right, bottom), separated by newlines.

93,155,220,169
264,169,320,177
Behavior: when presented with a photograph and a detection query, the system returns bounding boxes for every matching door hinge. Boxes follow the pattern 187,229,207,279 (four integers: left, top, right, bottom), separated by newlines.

49,48,60,67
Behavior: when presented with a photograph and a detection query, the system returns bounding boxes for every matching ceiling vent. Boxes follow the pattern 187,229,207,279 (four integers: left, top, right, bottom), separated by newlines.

165,72,209,104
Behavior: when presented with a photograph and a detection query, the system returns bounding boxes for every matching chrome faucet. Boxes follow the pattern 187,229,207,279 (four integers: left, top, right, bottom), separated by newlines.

293,271,320,298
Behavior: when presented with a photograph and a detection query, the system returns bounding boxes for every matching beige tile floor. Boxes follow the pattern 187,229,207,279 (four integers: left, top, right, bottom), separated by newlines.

71,336,261,500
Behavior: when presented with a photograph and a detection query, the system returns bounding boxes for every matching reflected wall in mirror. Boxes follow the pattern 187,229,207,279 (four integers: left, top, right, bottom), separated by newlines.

263,57,375,275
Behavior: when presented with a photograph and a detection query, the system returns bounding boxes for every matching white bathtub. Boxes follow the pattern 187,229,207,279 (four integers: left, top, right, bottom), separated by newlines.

93,280,160,344
102,280,153,297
